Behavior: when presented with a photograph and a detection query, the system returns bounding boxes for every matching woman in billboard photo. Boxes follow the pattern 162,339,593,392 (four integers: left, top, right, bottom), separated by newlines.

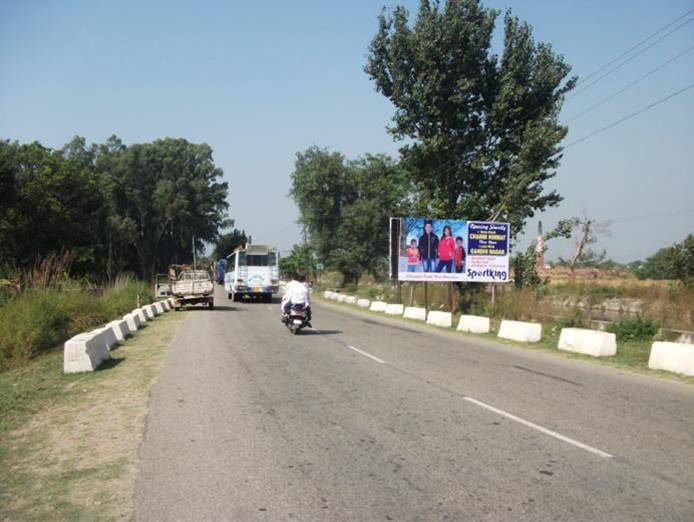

436,225,455,273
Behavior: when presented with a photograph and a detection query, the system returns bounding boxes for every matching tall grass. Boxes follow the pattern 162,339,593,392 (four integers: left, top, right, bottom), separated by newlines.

0,275,152,372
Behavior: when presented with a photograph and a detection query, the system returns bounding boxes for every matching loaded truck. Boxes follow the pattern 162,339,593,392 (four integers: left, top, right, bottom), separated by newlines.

167,265,214,310
224,244,279,303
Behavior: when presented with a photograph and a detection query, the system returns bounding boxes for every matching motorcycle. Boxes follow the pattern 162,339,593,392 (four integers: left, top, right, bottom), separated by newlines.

282,303,310,334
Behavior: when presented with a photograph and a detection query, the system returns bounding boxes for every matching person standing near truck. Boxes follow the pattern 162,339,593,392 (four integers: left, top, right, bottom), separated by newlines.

418,220,438,273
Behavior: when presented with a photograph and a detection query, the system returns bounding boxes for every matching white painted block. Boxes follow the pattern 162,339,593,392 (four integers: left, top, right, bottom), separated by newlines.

153,301,165,314
558,328,616,357
143,305,156,320
498,320,542,343
123,312,142,332
64,331,110,373
357,298,371,308
403,307,427,321
648,342,694,376
457,315,491,334
336,294,348,303
323,291,334,299
107,319,131,343
168,297,175,307
427,311,452,328
134,307,148,323
369,301,387,312
385,303,404,315
345,296,358,305
329,293,340,300
160,299,171,311
93,326,118,351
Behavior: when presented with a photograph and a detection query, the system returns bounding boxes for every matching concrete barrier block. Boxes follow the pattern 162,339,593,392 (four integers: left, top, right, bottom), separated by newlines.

123,312,142,332
385,303,404,316
457,315,490,334
143,305,156,320
427,311,452,328
93,326,118,351
64,331,110,373
345,296,358,305
648,342,694,376
357,299,371,308
107,319,131,343
369,301,387,312
160,299,171,311
167,297,175,307
498,320,542,343
403,307,427,321
558,328,616,357
134,307,148,323
329,293,340,300
336,294,348,303
153,301,165,315
323,291,334,299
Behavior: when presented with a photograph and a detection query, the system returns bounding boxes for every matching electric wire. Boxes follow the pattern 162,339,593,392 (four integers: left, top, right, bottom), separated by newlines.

565,44,694,123
564,81,694,149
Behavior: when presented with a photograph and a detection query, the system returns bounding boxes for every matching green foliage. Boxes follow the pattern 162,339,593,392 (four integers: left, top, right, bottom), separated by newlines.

635,235,694,287
211,229,247,260
365,0,576,232
606,316,658,342
279,244,317,278
290,147,407,282
0,279,152,371
0,136,230,280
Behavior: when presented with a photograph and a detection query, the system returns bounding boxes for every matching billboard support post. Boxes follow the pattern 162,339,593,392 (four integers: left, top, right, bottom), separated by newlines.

397,281,402,304
424,282,428,312
448,282,453,314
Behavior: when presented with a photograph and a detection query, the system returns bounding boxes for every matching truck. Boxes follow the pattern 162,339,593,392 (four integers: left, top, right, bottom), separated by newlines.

224,244,279,303
168,265,214,310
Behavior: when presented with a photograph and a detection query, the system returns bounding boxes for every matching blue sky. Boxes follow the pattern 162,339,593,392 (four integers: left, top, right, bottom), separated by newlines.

1,0,692,262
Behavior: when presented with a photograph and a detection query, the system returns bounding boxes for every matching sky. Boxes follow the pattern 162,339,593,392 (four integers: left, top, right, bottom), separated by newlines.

1,0,692,263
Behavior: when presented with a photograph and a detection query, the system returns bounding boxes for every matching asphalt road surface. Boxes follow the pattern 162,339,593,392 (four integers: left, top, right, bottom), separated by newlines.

135,286,694,521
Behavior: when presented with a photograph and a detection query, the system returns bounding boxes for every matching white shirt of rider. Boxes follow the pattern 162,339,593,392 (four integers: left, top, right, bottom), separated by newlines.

282,280,310,306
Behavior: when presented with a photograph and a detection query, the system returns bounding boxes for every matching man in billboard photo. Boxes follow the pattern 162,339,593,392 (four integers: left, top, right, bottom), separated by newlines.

418,219,438,272
436,225,455,273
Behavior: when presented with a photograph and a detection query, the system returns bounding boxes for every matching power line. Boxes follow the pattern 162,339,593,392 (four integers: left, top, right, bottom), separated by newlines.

564,81,694,149
567,16,694,100
576,7,694,86
565,44,694,123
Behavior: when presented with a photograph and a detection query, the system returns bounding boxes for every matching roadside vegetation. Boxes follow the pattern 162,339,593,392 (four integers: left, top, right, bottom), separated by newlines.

0,309,186,521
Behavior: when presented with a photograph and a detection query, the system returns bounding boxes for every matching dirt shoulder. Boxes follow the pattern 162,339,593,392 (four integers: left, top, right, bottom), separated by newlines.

0,310,187,521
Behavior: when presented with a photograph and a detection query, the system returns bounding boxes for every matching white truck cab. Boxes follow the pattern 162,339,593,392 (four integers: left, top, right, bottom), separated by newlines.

224,244,279,303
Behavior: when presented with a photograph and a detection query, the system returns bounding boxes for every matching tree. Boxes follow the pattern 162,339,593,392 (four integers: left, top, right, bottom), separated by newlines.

636,235,694,287
365,0,576,234
556,214,610,276
290,147,407,283
212,229,247,260
512,219,572,288
279,244,317,279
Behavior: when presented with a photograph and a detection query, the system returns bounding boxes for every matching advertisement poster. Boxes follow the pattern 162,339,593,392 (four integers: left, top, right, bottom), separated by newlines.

390,217,510,283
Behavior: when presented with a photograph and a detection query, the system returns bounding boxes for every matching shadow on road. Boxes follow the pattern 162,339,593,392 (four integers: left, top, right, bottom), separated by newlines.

305,329,342,336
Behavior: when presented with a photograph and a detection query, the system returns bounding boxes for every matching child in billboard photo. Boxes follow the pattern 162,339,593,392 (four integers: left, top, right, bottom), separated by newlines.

436,225,455,272
454,236,466,273
418,219,439,272
406,239,419,272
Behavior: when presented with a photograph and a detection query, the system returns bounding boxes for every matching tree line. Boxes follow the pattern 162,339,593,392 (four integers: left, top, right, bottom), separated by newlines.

0,135,230,281
289,0,575,283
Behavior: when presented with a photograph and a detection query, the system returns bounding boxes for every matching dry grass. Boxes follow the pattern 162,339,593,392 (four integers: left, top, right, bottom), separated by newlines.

0,309,186,521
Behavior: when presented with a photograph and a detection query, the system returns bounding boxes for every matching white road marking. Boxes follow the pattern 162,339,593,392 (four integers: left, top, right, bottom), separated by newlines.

266,306,274,311
347,345,385,364
463,396,612,458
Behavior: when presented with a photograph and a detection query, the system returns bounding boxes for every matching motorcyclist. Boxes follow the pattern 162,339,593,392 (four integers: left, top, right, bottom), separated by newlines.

281,272,312,327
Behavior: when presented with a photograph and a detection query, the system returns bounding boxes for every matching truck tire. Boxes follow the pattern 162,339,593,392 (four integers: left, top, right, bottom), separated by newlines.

208,300,214,309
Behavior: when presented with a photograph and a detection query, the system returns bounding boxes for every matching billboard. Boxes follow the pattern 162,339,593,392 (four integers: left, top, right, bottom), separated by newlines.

389,217,510,283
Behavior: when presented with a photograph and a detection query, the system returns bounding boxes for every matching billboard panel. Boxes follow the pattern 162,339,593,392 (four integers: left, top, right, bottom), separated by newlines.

390,217,510,283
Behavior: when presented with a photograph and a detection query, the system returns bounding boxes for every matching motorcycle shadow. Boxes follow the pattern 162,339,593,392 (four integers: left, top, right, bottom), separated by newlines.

304,329,342,336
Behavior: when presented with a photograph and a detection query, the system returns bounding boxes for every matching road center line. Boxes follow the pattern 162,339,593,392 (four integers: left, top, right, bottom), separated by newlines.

463,397,612,458
347,345,385,364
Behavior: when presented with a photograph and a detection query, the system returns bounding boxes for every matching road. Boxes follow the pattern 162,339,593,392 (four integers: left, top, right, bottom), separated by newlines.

134,286,694,521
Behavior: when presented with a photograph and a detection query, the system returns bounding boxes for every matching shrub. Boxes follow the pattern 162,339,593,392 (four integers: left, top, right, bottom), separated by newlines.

606,316,658,342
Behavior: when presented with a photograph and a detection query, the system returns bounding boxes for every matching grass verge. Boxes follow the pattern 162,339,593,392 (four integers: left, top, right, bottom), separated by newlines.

0,309,187,521
316,296,694,385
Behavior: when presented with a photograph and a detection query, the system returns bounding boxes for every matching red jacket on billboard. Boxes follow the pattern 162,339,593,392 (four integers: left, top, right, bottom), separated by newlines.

438,236,455,261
